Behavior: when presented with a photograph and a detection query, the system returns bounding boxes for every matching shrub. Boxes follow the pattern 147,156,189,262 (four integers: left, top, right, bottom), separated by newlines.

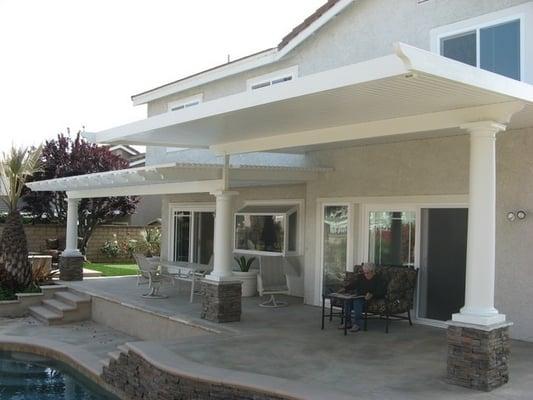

0,286,16,301
100,235,120,259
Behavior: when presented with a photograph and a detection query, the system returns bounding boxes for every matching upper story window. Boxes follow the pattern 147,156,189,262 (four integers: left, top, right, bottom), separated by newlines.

167,94,203,112
440,19,521,80
247,66,298,91
431,3,527,83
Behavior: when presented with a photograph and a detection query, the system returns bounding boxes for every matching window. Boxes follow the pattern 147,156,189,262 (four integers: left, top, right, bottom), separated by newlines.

234,204,299,255
167,94,203,112
170,206,214,264
367,211,416,267
247,66,298,91
439,19,521,80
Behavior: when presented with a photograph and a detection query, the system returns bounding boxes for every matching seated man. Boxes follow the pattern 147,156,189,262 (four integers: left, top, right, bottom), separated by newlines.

340,263,385,333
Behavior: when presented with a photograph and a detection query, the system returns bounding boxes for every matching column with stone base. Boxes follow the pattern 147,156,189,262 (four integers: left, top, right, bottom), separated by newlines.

201,190,242,323
60,198,84,281
447,321,511,391
447,122,510,391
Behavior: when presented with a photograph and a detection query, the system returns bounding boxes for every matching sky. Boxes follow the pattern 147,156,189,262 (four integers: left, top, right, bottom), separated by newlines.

0,0,325,152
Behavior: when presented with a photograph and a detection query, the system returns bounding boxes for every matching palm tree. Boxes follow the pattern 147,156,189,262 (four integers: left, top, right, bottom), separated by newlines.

0,146,42,291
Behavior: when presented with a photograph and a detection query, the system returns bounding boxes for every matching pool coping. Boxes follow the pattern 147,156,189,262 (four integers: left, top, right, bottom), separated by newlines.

0,334,125,400
119,340,355,400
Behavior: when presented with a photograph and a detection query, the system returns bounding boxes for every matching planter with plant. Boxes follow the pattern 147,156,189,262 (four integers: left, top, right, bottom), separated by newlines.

233,256,258,297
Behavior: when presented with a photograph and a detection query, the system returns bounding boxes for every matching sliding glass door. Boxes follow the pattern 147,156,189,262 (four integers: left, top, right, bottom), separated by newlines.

170,206,215,264
418,208,467,321
321,204,351,296
368,210,416,267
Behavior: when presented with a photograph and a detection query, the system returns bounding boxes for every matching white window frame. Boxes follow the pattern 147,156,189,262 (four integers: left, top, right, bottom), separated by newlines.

167,203,215,262
167,93,203,112
246,66,299,91
233,199,304,257
430,5,528,82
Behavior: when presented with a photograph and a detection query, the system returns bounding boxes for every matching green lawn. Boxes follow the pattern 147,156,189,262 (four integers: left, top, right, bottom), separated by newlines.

84,263,138,277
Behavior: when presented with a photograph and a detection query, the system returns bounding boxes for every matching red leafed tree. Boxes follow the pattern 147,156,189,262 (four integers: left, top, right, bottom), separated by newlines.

23,132,138,254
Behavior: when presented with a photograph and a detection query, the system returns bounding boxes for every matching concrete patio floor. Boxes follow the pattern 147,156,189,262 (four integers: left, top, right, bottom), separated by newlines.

61,276,533,400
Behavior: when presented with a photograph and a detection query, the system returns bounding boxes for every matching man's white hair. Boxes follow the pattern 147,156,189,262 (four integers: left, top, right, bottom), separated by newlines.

362,262,376,272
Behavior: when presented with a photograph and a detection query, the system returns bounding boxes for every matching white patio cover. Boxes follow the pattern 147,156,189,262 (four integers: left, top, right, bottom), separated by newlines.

84,43,533,155
26,162,331,199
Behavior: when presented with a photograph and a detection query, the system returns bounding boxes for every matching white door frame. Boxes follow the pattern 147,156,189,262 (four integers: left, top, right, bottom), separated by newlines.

315,202,353,306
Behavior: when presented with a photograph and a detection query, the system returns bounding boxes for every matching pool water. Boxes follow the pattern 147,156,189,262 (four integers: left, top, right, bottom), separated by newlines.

0,351,119,400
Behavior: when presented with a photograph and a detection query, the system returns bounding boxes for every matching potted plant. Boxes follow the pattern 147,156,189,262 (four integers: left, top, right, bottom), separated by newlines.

233,256,258,297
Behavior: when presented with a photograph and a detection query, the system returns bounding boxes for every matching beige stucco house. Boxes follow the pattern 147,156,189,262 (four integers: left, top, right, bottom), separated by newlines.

27,0,533,390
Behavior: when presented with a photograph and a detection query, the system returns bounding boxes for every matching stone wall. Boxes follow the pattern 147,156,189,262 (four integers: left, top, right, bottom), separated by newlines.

102,350,288,400
0,224,146,263
447,323,511,391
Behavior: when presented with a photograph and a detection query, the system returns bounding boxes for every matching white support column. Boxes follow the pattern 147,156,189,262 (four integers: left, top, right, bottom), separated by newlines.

205,190,239,282
63,197,82,257
453,121,506,326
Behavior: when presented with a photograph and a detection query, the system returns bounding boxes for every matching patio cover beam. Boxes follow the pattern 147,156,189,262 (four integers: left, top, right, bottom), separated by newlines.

66,179,225,199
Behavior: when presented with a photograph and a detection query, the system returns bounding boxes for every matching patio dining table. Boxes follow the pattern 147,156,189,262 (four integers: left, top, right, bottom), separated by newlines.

150,259,213,302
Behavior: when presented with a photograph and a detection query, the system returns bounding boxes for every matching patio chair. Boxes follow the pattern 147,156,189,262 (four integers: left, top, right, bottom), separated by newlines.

258,255,290,307
189,255,214,303
133,253,169,299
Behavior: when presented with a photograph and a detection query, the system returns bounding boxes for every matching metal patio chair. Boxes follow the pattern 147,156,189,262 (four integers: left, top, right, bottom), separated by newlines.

258,255,290,307
133,253,170,299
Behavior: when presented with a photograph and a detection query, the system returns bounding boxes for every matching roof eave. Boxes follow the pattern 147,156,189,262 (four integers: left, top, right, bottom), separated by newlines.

130,0,355,106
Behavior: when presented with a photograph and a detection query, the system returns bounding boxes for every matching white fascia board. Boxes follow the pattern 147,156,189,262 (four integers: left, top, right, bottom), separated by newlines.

210,102,525,155
67,179,224,199
276,0,355,60
395,42,533,103
131,0,355,106
91,53,407,145
132,49,278,106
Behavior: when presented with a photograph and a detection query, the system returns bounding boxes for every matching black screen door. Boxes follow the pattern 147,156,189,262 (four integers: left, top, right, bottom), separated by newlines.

419,208,468,321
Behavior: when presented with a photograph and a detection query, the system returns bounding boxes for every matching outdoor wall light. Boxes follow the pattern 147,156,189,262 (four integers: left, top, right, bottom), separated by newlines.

506,210,527,222
517,210,527,220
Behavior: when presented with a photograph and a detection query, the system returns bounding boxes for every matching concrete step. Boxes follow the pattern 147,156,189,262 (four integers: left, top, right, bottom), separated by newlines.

29,305,63,326
42,298,76,313
40,285,69,299
54,291,91,307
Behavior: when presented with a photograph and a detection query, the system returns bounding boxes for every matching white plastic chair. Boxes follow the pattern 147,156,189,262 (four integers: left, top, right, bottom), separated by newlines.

258,255,290,307
134,254,170,299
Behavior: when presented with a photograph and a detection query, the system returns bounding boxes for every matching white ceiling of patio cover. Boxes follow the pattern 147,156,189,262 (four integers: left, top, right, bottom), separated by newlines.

88,44,533,151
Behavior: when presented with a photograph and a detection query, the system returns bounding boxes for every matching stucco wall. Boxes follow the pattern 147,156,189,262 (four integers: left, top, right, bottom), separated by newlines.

496,127,533,342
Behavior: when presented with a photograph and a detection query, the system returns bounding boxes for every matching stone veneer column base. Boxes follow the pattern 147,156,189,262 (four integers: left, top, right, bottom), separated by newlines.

59,255,84,281
447,321,512,391
201,280,242,323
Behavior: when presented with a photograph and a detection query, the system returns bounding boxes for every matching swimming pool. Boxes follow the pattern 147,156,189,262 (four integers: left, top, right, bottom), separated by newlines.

0,351,119,400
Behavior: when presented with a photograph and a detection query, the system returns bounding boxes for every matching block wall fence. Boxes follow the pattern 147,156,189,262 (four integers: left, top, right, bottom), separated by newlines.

0,224,146,263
